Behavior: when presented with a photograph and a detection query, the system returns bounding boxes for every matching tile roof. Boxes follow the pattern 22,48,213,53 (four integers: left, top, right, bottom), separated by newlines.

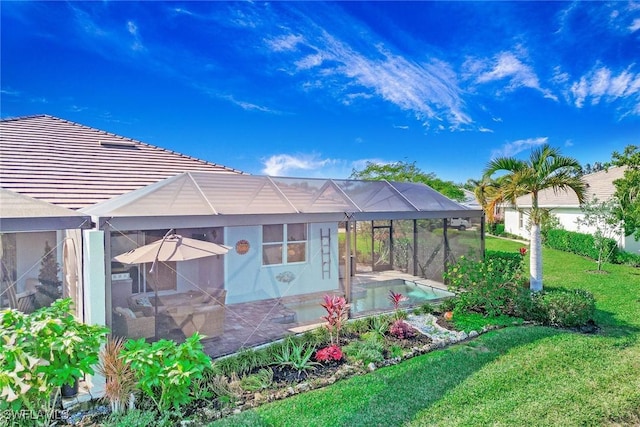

515,166,626,208
0,115,242,209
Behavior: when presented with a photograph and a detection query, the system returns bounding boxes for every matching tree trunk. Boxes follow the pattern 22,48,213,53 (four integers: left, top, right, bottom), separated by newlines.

530,223,543,292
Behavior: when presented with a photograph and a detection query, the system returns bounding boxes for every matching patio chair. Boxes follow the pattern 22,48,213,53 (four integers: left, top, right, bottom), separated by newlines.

5,284,36,314
112,307,155,339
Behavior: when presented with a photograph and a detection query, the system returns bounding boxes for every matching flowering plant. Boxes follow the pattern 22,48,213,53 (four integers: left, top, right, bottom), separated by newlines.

320,294,350,345
388,290,408,320
315,345,343,362
389,319,416,339
519,247,528,256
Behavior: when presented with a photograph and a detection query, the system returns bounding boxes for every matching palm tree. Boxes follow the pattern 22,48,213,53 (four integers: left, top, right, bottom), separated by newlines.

473,176,504,225
484,144,587,291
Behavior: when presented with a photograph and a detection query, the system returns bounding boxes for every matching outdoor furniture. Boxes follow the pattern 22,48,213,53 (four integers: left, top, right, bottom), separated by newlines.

4,284,36,313
127,289,227,338
165,304,225,338
112,307,155,339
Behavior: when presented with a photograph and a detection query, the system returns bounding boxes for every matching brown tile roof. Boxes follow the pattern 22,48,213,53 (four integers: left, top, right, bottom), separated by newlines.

0,115,243,209
515,166,626,208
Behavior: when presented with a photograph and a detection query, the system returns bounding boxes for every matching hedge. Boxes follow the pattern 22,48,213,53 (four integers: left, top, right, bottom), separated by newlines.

545,229,618,261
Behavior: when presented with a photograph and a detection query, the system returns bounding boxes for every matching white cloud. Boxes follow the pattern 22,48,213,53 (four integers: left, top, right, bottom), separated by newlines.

468,51,556,100
393,125,409,130
570,66,640,114
261,153,340,177
266,34,304,52
221,94,280,113
478,127,493,133
630,18,640,32
270,27,472,130
126,20,144,51
491,137,548,159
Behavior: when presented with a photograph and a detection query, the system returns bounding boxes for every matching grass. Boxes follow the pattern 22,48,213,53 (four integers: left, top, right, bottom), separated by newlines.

211,237,640,426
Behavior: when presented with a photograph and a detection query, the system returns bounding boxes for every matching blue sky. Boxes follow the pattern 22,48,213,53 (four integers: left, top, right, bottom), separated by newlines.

2,1,639,183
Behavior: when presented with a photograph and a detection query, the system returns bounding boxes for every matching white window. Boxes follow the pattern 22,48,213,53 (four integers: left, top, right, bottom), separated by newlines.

262,223,307,265
519,211,524,229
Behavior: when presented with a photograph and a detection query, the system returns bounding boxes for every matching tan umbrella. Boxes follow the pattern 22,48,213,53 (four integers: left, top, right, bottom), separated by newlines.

112,231,230,341
113,234,231,264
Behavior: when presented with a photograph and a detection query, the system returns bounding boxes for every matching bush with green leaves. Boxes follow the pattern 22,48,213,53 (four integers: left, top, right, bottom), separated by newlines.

546,229,618,262
343,335,385,365
535,289,596,328
615,250,640,267
0,298,108,419
443,251,526,317
121,333,211,413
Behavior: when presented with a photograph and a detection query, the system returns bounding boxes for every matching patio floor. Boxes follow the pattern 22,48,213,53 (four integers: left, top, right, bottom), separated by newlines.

196,270,449,359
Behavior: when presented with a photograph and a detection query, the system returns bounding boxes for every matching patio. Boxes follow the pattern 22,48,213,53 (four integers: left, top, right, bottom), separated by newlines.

197,270,453,358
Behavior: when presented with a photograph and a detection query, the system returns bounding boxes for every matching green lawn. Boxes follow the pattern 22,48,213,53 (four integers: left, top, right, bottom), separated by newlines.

211,237,640,426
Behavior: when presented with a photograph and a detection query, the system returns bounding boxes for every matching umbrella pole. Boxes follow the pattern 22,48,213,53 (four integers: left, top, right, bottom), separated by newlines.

149,229,174,341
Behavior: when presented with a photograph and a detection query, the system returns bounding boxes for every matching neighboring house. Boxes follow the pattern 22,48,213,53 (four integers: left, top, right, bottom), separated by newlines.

1,115,483,359
503,167,639,253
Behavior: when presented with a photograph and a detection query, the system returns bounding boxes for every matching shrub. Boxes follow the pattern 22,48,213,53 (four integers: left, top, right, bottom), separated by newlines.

546,229,618,262
536,289,596,328
615,250,640,267
495,223,505,235
444,251,526,317
320,295,350,346
121,333,212,412
314,345,343,362
389,319,416,339
0,298,108,418
343,338,385,365
97,335,137,414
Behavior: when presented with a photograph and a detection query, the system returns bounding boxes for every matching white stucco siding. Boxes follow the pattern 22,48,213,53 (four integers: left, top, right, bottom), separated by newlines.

504,209,528,238
504,206,637,253
224,222,340,304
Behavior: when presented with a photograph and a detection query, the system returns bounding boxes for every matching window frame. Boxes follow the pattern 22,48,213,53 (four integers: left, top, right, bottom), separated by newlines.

262,223,308,266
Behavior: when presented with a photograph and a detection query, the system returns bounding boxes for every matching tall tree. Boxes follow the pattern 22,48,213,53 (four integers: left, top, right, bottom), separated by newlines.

472,176,504,224
484,144,586,291
609,145,640,241
350,161,464,201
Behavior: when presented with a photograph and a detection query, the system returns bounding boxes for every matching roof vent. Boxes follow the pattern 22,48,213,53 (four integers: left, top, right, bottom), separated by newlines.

99,139,137,148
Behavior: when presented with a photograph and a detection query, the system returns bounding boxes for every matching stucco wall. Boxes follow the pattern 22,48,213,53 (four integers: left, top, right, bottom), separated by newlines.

224,222,339,304
504,207,639,253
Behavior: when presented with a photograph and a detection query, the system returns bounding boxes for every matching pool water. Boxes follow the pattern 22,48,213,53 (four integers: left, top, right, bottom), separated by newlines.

351,279,453,314
285,279,453,324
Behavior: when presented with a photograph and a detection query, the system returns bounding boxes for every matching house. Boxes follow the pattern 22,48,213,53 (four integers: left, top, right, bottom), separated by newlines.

503,167,639,253
1,115,483,358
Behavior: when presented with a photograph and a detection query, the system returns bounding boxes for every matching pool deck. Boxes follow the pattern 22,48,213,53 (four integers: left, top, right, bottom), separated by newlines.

201,270,449,358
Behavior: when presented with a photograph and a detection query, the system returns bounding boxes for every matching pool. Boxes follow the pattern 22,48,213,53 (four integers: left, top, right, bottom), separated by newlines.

285,279,453,324
351,279,454,315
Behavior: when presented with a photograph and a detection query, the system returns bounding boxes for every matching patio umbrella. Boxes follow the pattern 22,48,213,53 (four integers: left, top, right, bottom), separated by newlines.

113,234,231,264
112,231,231,340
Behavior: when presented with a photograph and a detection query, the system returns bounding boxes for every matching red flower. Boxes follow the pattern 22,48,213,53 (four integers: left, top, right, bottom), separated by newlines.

519,247,527,256
315,345,343,362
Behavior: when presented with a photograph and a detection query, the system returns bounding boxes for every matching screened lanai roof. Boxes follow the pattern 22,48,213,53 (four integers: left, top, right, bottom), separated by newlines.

0,188,91,232
83,172,480,228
